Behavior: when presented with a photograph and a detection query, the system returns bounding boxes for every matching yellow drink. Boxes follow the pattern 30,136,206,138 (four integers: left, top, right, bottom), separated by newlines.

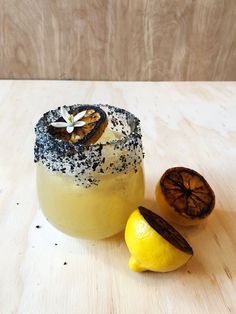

37,163,144,239
34,104,144,239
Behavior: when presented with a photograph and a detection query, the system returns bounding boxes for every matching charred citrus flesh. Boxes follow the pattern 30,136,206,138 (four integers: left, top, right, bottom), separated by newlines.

49,105,108,144
156,167,215,225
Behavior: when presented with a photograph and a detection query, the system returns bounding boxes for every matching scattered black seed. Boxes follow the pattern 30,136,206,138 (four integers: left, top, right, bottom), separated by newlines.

35,225,41,229
64,262,67,265
92,162,99,171
16,202,19,205
55,243,58,246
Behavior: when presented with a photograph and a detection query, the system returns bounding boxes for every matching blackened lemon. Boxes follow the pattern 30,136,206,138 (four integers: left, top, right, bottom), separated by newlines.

125,207,193,272
156,167,215,226
49,105,108,144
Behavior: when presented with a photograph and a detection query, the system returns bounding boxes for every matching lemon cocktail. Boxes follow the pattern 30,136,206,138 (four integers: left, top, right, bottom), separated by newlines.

34,104,144,240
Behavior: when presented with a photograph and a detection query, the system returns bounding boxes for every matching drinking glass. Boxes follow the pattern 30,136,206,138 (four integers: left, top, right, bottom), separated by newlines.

34,104,144,240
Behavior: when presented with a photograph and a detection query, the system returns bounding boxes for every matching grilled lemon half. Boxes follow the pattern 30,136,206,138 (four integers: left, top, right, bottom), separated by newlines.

49,105,108,144
156,167,215,226
125,207,193,272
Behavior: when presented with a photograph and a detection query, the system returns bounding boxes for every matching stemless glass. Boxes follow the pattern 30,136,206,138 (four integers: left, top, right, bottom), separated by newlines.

34,104,144,240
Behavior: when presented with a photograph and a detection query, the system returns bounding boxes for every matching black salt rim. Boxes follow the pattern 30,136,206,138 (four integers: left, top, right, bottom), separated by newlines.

34,104,144,188
139,206,193,255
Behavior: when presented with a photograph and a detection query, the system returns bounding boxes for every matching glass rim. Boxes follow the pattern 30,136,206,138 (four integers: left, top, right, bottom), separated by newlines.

34,104,144,187
36,104,142,148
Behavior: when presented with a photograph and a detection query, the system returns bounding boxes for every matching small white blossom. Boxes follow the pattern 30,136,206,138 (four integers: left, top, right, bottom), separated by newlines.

51,107,87,133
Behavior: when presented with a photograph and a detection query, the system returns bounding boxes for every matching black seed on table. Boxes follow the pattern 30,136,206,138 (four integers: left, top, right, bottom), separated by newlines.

36,225,41,229
16,202,19,205
55,243,58,246
64,262,67,265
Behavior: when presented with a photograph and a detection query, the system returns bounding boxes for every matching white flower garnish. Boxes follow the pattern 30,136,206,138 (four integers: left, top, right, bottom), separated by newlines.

51,107,87,133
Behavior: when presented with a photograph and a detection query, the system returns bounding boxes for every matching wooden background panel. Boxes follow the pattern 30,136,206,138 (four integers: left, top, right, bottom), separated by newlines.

0,0,236,81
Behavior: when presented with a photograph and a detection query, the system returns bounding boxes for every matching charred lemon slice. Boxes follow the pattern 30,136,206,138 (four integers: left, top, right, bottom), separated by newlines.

125,207,193,272
49,105,108,144
156,167,215,226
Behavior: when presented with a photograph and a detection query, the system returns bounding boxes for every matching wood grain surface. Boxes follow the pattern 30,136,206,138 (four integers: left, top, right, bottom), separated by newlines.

1,0,236,81
0,81,236,313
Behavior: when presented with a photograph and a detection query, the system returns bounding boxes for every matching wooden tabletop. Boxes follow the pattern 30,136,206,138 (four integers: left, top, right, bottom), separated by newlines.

0,81,236,314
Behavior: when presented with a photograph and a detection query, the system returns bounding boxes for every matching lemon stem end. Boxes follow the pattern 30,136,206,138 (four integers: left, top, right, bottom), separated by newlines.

128,256,146,272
